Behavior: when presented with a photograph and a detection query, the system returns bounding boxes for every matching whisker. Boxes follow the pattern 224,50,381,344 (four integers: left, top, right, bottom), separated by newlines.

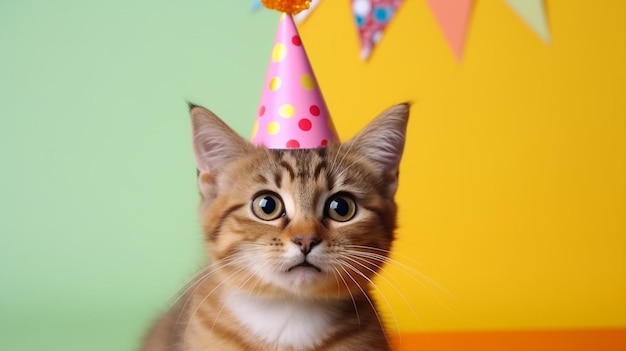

181,260,251,342
173,256,246,331
342,251,412,295
169,256,243,309
331,266,361,329
336,262,391,346
210,260,270,335
338,259,401,341
345,246,459,303
166,265,212,308
329,266,342,299
344,245,426,267
239,260,272,313
344,254,424,331
345,250,458,315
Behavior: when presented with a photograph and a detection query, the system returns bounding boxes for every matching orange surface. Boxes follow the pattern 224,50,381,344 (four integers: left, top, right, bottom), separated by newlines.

391,329,626,351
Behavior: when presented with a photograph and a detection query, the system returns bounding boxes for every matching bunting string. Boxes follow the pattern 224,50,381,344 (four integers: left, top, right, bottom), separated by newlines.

252,0,551,61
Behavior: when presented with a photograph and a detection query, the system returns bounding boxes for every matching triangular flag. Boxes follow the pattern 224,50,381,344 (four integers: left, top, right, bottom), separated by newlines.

425,0,474,61
503,0,550,42
351,0,405,60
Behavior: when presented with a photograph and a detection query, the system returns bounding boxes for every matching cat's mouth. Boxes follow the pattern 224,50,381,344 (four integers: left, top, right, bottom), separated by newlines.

287,260,322,273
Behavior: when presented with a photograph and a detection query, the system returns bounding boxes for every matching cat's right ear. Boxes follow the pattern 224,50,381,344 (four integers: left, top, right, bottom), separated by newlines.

190,105,252,186
343,103,410,198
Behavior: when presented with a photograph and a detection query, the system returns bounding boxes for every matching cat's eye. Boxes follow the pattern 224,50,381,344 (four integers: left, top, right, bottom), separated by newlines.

251,192,285,221
325,193,357,222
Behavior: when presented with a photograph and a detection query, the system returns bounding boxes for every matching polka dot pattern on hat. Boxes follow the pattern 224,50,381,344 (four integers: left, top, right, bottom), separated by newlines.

251,14,339,149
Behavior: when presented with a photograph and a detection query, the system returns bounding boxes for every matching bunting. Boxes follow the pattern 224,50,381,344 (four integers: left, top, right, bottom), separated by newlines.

425,0,475,61
503,0,551,43
251,0,552,61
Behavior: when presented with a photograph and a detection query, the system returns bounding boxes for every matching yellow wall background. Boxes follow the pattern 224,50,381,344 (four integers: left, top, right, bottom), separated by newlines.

299,1,626,332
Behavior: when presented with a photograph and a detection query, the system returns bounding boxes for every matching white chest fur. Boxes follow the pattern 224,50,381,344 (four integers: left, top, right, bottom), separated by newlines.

222,289,336,350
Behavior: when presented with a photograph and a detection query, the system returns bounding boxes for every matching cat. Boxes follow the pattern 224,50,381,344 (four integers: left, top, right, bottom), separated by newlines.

141,102,410,351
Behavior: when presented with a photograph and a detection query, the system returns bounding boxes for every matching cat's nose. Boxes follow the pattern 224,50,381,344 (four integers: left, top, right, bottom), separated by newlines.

292,235,321,255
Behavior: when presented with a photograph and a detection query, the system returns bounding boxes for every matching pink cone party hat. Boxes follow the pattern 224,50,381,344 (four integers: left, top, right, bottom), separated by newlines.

252,1,338,149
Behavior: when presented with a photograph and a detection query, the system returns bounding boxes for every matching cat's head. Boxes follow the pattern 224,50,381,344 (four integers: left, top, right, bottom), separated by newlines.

190,103,409,299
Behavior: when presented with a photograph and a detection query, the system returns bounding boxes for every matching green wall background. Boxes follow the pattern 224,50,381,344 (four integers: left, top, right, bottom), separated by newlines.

0,1,269,350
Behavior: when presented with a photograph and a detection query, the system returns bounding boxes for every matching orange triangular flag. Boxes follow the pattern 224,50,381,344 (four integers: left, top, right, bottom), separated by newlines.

426,0,475,61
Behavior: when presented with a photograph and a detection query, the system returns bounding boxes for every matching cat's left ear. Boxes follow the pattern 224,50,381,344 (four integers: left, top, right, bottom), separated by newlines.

190,105,252,175
344,103,410,198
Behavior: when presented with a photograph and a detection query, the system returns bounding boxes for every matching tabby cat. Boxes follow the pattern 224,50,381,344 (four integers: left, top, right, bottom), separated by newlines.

142,102,410,351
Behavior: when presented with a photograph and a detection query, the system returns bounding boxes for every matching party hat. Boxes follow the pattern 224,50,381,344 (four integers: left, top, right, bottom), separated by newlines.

251,1,338,149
